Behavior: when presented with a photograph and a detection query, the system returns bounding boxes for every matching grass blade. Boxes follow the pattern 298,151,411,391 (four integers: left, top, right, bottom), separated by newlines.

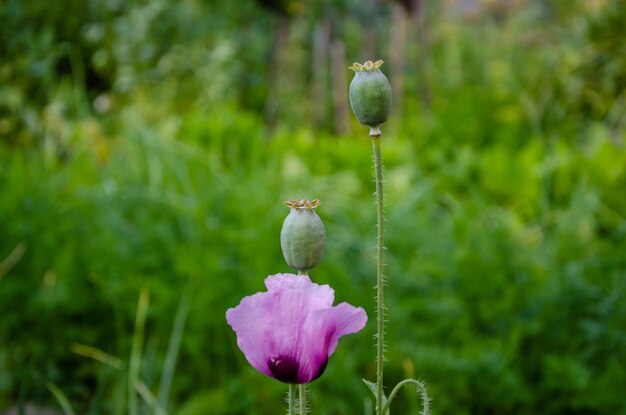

47,381,76,415
71,343,124,370
135,380,168,415
157,282,193,410
0,242,26,279
129,288,150,415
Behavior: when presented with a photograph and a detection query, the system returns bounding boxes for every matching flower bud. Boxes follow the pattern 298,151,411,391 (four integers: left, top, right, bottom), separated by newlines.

348,60,392,130
280,199,326,272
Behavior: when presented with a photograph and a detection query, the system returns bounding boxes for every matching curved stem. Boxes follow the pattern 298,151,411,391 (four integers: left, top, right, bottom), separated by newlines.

299,384,307,414
382,378,430,415
288,384,296,415
371,135,385,414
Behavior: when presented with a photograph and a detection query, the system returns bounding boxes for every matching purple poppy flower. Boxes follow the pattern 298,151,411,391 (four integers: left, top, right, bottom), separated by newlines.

226,273,367,384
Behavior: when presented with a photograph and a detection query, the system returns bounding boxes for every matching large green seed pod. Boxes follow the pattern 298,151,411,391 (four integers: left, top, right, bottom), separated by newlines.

280,199,326,272
348,60,392,130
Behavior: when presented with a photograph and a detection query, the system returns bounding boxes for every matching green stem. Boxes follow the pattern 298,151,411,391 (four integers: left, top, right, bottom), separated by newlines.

371,134,385,415
288,384,297,415
299,384,307,414
382,378,430,415
295,271,308,414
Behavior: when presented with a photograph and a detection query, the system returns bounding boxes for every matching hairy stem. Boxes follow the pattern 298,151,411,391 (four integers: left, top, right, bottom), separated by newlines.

288,384,296,415
296,271,308,413
382,378,430,415
371,134,385,414
299,384,307,414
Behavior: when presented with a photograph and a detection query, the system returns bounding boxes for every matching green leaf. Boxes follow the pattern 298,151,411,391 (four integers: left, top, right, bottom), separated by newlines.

362,379,388,412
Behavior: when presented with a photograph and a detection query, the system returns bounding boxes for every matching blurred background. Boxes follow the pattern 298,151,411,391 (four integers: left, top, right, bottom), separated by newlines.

1,0,626,413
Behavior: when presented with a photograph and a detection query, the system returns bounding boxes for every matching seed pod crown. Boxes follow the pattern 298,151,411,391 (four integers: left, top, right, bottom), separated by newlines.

348,60,392,129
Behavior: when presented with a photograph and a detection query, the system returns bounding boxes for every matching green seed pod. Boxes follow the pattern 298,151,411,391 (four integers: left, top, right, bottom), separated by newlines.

348,60,392,132
280,199,326,272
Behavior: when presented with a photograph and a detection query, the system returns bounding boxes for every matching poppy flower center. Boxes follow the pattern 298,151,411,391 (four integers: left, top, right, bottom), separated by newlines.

268,354,300,383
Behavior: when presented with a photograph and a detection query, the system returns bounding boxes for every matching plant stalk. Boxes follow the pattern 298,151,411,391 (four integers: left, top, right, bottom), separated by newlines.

295,271,308,413
299,384,307,414
288,384,296,415
382,378,430,415
371,134,385,415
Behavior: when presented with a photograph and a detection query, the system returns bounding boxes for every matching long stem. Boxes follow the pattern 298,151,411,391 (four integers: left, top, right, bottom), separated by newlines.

296,270,308,414
299,384,307,414
371,134,385,414
288,384,296,415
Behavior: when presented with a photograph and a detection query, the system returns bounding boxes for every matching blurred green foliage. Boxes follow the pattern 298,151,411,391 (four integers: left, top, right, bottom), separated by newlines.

1,0,626,414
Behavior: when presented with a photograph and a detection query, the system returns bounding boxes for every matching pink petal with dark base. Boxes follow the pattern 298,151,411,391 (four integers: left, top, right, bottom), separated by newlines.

226,273,367,384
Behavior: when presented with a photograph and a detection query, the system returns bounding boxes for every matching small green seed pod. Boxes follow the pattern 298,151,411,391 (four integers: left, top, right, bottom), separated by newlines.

348,60,392,132
280,199,326,272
